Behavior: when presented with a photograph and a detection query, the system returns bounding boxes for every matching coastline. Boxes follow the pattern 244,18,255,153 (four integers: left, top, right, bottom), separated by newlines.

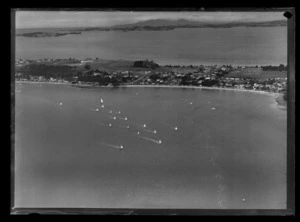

120,84,281,96
16,80,286,108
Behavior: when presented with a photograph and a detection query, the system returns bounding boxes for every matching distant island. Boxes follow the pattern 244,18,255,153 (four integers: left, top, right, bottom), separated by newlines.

69,19,287,32
16,19,287,37
16,31,82,38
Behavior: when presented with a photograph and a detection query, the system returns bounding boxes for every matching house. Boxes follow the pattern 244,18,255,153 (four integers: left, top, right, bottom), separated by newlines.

38,76,46,81
81,58,93,63
50,77,57,82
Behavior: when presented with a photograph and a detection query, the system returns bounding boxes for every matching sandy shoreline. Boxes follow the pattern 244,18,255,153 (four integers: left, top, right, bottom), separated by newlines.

120,84,281,95
15,80,281,94
16,80,286,107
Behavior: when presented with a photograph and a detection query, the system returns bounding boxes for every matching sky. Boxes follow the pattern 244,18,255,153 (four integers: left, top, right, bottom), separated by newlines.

15,10,286,29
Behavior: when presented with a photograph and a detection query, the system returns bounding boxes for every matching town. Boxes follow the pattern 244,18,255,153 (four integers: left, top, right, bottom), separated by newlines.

15,58,287,95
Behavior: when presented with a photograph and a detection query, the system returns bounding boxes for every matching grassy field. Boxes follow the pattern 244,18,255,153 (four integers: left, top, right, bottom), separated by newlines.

226,67,287,79
63,59,201,74
16,59,287,80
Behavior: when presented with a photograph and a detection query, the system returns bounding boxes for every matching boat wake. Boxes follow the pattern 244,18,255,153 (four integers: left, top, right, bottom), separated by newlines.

139,136,162,144
143,128,157,134
97,142,123,150
96,122,112,127
209,156,227,209
114,123,130,129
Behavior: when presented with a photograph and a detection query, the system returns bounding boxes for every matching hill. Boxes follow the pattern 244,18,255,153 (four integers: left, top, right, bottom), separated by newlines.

70,19,287,32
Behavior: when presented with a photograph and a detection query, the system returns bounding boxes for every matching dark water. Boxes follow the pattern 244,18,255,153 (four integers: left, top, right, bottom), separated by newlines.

14,83,286,209
15,27,287,66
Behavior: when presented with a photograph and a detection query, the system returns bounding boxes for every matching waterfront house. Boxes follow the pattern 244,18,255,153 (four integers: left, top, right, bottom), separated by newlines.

81,58,93,64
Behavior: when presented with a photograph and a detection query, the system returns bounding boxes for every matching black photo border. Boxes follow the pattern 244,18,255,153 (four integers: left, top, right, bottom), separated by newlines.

10,7,295,216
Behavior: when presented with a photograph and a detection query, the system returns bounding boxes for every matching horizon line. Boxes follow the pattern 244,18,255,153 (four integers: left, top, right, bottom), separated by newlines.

15,18,286,30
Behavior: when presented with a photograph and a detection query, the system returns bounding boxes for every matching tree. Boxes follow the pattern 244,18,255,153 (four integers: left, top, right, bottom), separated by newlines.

283,91,287,101
279,64,285,72
84,64,91,70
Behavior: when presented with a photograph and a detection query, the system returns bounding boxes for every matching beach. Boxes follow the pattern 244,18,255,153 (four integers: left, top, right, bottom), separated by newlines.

15,81,286,109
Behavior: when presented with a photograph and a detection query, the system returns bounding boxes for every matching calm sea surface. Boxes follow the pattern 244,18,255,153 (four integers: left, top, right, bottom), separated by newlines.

15,27,287,66
14,83,287,209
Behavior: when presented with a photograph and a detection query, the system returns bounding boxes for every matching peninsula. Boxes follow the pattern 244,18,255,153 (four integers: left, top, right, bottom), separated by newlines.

15,58,287,106
16,31,82,38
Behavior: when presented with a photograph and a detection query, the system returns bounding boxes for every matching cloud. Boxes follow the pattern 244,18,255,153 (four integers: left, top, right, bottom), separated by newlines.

15,10,285,29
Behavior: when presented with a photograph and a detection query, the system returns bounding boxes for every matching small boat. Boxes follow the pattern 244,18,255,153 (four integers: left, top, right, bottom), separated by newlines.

100,99,104,103
174,126,178,131
59,102,63,106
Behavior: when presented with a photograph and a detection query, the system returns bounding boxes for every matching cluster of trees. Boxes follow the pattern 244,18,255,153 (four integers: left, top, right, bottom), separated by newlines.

18,64,76,81
77,75,121,86
133,60,159,69
17,63,138,86
76,69,135,86
261,64,287,72
200,79,219,86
